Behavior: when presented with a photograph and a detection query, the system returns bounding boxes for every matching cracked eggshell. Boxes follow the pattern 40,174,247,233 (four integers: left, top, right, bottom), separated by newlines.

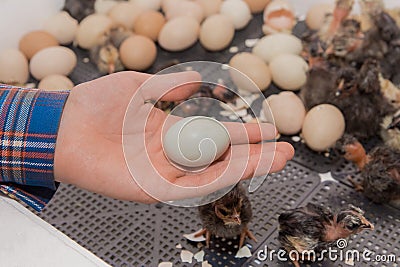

43,11,78,45
305,3,334,31
252,33,302,63
0,49,29,84
200,14,235,51
263,0,295,34
302,104,345,152
263,91,306,135
163,116,230,168
29,46,77,80
269,54,308,91
76,14,114,49
158,17,200,52
229,52,271,93
220,0,252,30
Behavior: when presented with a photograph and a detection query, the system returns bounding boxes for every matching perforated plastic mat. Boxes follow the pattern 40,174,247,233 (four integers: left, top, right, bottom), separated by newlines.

20,11,399,267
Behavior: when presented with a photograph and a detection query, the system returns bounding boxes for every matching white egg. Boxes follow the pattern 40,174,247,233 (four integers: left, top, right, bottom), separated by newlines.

195,0,222,17
302,104,345,152
129,0,161,10
94,0,119,14
29,46,77,80
108,2,144,29
38,74,74,91
252,33,302,63
76,14,114,49
165,0,204,23
43,11,78,45
220,0,252,30
158,17,200,51
263,91,306,135
0,49,29,84
163,116,230,168
200,14,235,51
229,52,271,93
269,54,308,91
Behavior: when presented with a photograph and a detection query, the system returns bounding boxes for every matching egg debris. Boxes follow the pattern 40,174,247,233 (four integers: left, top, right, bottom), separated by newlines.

263,0,296,35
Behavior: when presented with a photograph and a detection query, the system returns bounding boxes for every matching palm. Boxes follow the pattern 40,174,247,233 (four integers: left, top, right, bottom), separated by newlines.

54,71,294,203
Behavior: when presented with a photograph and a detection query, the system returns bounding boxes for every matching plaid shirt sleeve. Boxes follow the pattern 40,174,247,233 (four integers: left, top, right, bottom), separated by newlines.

0,84,69,211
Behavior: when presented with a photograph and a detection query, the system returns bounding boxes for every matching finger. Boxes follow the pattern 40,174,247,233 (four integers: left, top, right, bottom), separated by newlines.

140,71,202,102
223,122,277,144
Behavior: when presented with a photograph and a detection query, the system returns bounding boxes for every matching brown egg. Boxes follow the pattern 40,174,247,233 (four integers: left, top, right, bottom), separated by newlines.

305,3,334,30
244,0,270,14
263,91,306,135
302,104,345,152
38,74,74,91
19,30,59,59
134,10,165,41
229,52,271,93
200,14,234,51
119,35,157,71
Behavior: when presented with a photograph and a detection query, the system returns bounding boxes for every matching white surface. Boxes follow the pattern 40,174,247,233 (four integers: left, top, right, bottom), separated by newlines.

0,196,111,267
0,0,65,52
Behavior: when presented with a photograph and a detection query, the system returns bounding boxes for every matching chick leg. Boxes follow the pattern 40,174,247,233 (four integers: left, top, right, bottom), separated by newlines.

239,227,258,248
194,228,211,247
347,176,364,191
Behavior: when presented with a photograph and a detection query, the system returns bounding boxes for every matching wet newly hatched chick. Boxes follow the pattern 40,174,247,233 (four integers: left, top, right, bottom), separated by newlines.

339,134,400,204
278,203,374,267
381,110,400,150
90,27,132,74
196,182,257,248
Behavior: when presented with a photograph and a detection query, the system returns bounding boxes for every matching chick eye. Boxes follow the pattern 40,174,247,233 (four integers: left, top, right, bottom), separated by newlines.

347,223,360,230
219,209,228,216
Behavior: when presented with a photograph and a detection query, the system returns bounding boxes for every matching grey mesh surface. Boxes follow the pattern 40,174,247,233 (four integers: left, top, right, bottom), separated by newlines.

22,12,400,267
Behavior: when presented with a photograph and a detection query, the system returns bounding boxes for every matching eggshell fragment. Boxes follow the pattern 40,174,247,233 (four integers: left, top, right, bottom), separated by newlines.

269,54,308,90
38,74,74,91
220,0,252,30
235,246,252,258
229,52,271,93
306,3,334,30
19,31,59,60
180,250,194,264
244,0,271,14
158,17,200,51
29,46,77,80
200,14,235,51
43,11,78,45
158,262,173,267
302,104,345,152
263,0,295,34
252,33,302,63
119,35,157,71
108,2,144,29
134,10,165,41
262,91,306,135
195,0,222,17
163,116,230,168
165,0,204,23
76,14,114,49
0,49,29,84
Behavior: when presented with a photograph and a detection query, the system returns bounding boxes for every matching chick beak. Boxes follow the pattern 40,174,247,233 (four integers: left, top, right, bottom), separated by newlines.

108,62,115,74
233,214,241,225
362,220,374,230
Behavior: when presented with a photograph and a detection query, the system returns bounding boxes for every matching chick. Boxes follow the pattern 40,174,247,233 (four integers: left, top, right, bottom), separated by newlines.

63,0,96,22
381,110,400,150
278,203,374,267
196,183,257,248
89,27,131,74
339,135,400,204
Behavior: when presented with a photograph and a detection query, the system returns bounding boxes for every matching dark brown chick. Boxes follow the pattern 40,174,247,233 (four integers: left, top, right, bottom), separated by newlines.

63,0,95,22
339,135,400,204
196,183,257,248
278,203,374,267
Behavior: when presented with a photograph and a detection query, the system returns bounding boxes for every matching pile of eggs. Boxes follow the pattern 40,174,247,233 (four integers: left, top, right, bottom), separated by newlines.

0,0,346,152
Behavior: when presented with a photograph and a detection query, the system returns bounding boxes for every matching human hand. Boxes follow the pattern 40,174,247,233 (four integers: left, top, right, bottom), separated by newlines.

54,71,294,203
